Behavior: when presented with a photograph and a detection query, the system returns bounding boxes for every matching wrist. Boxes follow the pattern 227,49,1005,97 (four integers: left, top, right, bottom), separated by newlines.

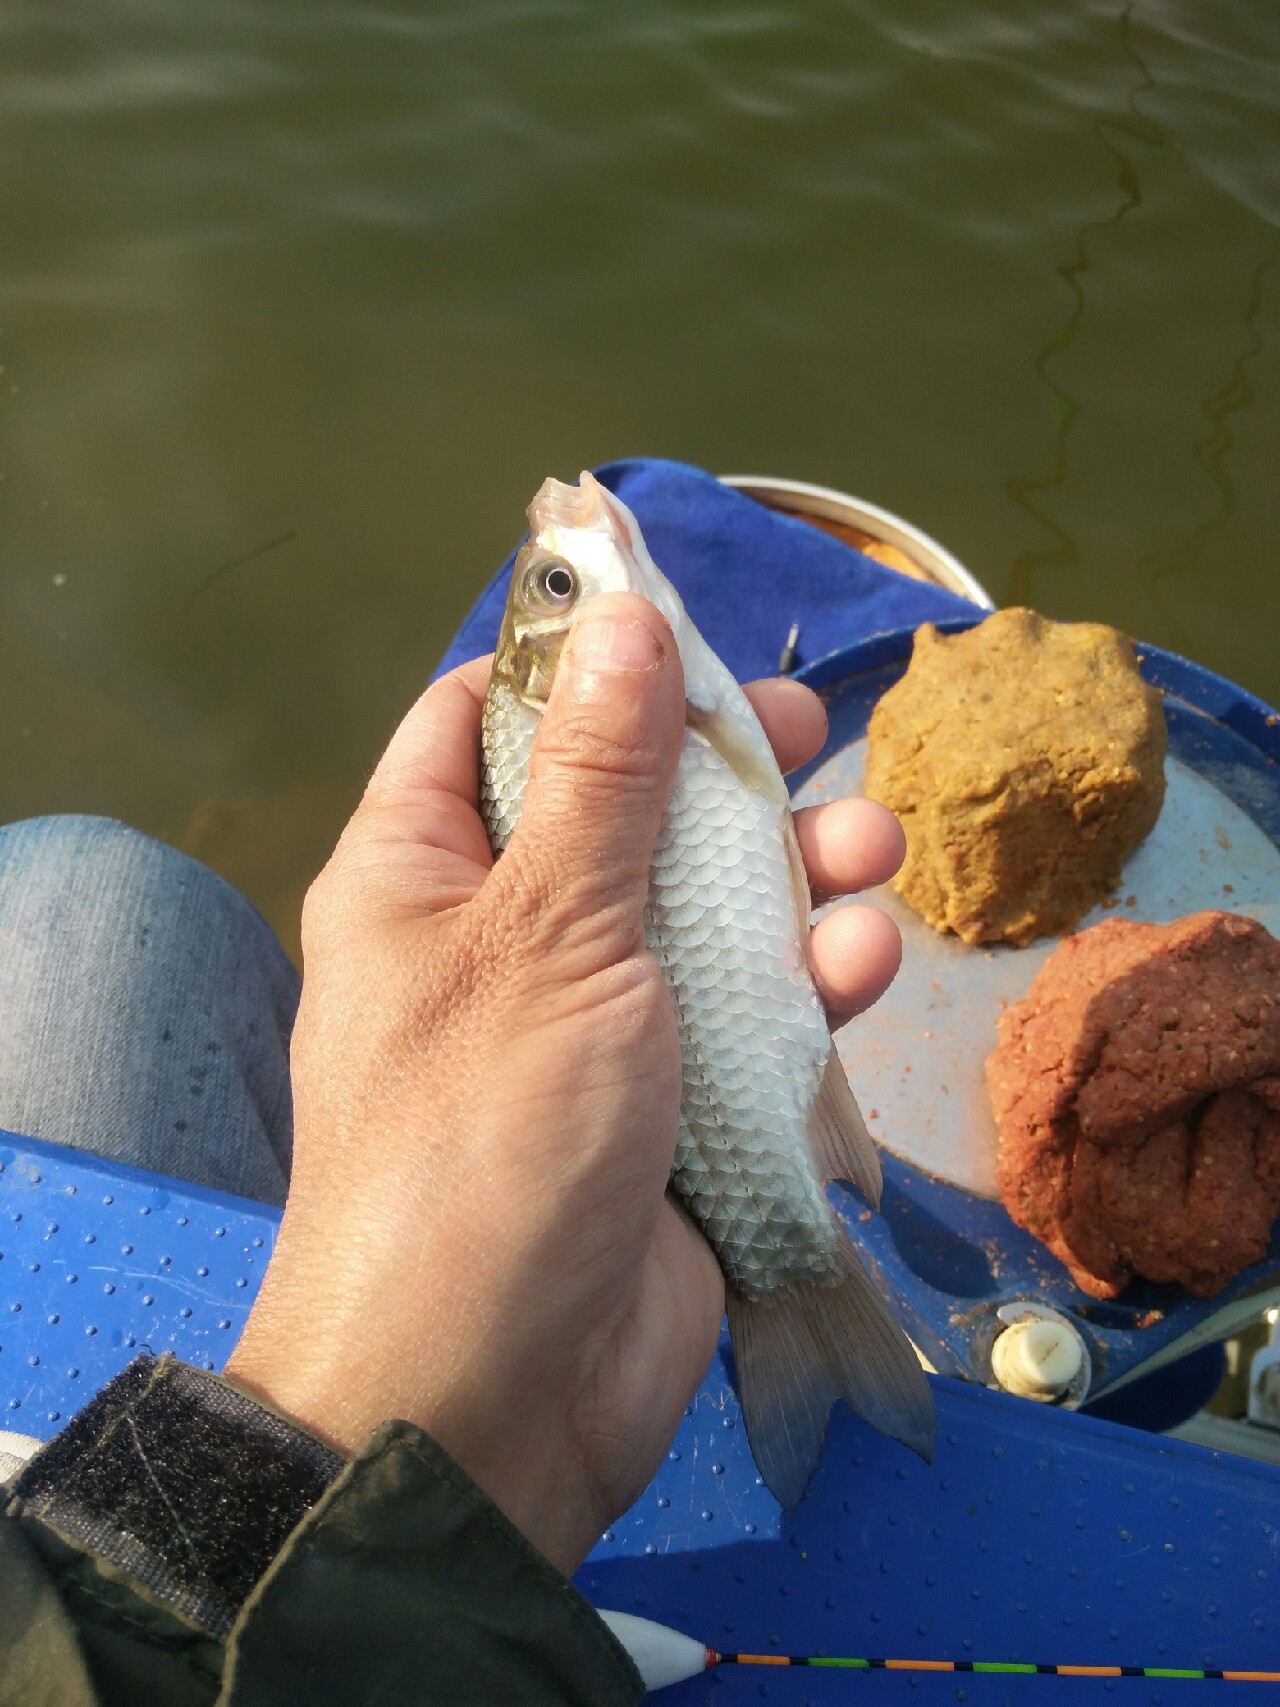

227,1315,603,1576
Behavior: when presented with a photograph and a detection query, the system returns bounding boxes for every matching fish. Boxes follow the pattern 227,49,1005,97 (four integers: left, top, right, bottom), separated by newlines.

479,470,935,1505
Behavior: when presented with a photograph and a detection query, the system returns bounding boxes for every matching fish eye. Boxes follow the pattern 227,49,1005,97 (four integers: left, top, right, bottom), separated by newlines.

533,561,577,605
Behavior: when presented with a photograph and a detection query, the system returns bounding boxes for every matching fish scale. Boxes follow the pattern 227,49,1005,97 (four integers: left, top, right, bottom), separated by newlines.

649,731,836,1298
479,691,536,851
480,691,836,1296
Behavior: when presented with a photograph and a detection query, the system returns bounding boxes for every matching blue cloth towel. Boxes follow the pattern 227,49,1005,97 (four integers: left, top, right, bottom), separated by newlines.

433,457,977,683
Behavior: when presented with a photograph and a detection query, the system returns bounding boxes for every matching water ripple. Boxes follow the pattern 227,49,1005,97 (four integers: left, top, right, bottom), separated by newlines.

1,0,1278,944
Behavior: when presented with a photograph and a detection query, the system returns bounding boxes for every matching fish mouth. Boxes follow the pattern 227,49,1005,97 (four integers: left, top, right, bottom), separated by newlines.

528,469,630,547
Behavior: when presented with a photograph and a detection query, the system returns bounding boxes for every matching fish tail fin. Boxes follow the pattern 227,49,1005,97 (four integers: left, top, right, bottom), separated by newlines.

727,1242,935,1509
811,1045,882,1210
726,1284,839,1511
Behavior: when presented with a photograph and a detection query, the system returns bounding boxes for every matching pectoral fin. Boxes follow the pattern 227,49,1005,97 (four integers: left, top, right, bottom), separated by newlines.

686,702,789,809
781,811,813,944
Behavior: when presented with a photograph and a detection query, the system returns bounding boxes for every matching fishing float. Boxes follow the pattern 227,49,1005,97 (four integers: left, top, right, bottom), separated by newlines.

597,1612,1280,1695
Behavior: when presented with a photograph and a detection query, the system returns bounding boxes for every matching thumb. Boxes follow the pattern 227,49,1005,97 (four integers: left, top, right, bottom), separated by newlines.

492,591,685,956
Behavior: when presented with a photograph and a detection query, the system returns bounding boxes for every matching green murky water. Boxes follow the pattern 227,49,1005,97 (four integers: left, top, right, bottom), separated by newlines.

2,0,1277,957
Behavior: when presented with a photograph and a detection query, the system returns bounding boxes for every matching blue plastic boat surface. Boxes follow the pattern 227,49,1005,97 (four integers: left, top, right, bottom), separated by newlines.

0,1129,1278,1705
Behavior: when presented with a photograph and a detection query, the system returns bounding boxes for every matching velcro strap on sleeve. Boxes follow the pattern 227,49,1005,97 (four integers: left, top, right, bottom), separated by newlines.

9,1353,343,1638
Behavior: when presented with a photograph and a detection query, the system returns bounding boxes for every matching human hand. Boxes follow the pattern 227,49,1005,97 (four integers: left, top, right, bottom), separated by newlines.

226,593,905,1574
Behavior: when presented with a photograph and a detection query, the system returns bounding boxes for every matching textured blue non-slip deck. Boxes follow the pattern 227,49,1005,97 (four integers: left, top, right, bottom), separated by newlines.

2,1129,1278,1703
0,1131,278,1434
583,1356,1280,1703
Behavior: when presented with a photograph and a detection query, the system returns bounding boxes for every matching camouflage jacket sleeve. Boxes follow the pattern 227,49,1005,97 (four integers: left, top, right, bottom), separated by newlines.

0,1355,644,1707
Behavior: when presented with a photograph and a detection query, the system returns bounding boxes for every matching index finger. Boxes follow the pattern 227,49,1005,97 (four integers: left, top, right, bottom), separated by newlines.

364,654,493,807
742,677,828,776
350,653,495,867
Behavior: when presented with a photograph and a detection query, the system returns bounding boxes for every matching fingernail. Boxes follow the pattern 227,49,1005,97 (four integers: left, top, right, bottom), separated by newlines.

569,612,664,673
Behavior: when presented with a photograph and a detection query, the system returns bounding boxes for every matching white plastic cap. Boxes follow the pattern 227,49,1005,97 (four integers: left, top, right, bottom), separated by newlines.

991,1317,1085,1400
